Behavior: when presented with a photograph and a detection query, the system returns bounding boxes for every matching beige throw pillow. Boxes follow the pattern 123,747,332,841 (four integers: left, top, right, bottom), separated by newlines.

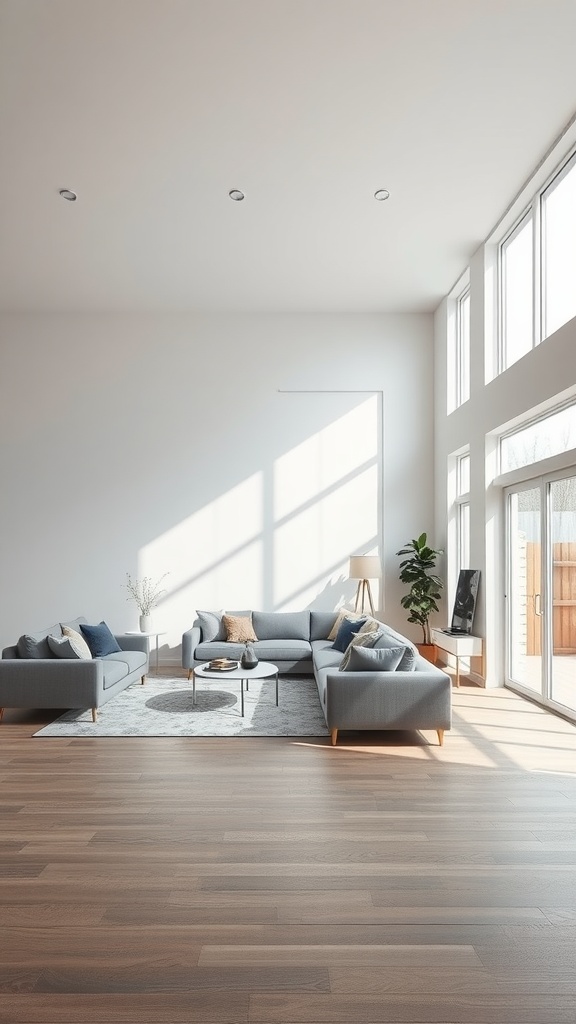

339,628,383,670
327,608,365,642
61,625,92,659
222,614,258,643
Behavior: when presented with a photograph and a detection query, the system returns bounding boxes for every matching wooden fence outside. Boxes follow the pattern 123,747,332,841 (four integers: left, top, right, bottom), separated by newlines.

527,542,576,655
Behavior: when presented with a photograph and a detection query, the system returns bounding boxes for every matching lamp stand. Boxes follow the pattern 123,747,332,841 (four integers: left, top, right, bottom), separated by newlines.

354,579,375,617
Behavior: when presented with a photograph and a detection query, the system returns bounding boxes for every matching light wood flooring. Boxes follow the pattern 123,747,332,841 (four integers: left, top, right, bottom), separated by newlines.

1,678,576,1023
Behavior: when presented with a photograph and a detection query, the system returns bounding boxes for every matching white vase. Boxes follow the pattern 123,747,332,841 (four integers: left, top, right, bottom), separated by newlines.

139,614,152,633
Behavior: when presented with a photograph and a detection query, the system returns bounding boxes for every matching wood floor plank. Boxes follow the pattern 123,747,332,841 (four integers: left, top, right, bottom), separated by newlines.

0,682,576,1023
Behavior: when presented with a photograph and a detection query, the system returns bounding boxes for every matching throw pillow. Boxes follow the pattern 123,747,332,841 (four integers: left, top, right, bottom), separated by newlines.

373,627,417,671
339,628,383,670
327,608,364,641
343,645,406,672
222,614,258,643
196,610,224,643
79,621,122,657
61,625,93,659
332,615,367,653
48,633,91,660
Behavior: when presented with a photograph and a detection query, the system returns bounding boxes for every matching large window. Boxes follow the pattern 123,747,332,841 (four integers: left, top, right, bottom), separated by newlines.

498,149,576,373
500,213,533,370
500,401,576,474
455,452,470,570
542,153,576,339
456,287,470,406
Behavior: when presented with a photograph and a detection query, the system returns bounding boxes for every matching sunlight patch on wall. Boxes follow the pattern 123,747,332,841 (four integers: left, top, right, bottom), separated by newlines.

274,395,380,610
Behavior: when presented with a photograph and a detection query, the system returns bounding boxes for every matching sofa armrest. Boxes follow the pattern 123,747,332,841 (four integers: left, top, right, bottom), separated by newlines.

0,658,104,709
324,666,452,731
182,625,201,669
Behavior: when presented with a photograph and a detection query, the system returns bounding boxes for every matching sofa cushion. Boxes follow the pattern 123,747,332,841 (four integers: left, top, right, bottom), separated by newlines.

223,614,257,642
339,628,383,670
102,650,146,674
327,608,365,641
48,633,91,660
252,611,310,641
311,639,335,652
310,611,339,641
195,641,245,662
343,645,406,672
253,639,311,662
100,657,129,689
312,648,343,671
332,616,367,653
80,621,122,657
17,624,62,659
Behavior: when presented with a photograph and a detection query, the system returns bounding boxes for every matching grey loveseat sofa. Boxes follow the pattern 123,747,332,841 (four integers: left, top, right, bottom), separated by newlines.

182,610,451,745
0,616,149,723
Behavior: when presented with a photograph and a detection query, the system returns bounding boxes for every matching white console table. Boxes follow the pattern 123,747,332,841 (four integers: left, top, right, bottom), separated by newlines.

431,629,484,687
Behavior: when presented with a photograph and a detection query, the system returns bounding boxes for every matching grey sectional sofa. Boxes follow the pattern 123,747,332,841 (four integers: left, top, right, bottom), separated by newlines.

0,616,149,723
182,610,452,745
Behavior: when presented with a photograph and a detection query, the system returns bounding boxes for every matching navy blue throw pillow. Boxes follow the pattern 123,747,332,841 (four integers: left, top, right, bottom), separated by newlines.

80,621,122,657
332,616,367,653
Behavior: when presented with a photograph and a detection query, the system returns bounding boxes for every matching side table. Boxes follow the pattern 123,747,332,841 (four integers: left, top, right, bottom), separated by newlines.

431,629,484,687
125,631,167,675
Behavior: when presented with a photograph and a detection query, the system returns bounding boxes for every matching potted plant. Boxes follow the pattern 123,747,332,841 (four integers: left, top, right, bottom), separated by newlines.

397,533,444,662
125,573,169,632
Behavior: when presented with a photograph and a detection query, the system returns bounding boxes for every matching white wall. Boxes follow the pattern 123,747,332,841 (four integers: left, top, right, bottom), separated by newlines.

434,248,576,686
0,312,434,662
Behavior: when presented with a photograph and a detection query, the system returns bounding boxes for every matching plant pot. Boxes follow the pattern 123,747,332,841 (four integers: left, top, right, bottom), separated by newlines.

417,643,437,665
139,614,152,633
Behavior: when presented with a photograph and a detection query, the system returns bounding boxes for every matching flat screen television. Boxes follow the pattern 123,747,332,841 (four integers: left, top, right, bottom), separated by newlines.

444,569,480,635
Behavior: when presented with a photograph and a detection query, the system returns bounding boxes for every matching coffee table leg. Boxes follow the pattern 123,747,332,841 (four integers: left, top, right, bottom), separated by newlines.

241,679,244,717
276,671,279,706
192,670,196,705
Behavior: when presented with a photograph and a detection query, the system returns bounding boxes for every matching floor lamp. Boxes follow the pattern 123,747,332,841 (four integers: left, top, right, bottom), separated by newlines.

348,555,381,617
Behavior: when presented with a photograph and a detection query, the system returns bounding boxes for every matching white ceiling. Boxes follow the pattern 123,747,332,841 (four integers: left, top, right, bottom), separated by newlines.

1,0,576,313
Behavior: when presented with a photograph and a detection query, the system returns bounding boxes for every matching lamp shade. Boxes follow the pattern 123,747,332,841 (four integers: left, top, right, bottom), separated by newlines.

348,555,381,580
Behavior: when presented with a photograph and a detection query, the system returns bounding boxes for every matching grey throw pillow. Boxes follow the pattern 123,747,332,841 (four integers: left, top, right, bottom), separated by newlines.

339,628,383,670
48,634,91,660
374,628,417,671
196,611,223,642
343,645,406,672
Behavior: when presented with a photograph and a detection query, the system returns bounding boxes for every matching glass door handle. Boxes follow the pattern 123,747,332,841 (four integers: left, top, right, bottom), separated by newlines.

534,593,543,616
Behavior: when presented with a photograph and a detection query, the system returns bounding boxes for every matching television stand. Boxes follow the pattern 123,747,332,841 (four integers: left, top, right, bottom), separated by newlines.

431,629,484,687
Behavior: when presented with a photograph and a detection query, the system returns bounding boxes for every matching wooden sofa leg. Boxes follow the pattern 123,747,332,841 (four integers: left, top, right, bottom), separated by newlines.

91,708,98,723
188,669,192,680
141,675,146,685
437,729,444,746
0,708,4,724
331,729,338,746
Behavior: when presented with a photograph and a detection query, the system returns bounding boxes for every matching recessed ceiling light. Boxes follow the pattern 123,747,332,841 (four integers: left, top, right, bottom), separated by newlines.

59,189,77,201
228,189,245,201
374,189,390,201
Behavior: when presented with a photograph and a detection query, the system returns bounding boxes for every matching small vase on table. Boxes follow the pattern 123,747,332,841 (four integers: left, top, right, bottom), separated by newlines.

139,614,152,633
241,642,258,669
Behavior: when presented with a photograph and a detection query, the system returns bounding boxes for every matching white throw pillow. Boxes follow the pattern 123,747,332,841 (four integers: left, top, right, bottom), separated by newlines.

60,625,92,659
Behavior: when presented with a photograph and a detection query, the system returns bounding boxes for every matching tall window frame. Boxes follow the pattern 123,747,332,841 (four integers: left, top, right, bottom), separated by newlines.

497,146,576,374
456,286,470,406
455,452,471,571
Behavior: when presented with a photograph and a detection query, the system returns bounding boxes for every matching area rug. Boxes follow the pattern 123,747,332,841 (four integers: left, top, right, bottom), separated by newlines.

33,675,329,738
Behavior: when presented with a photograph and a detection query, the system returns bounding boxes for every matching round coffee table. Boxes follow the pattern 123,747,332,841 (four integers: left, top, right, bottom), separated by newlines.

192,661,279,717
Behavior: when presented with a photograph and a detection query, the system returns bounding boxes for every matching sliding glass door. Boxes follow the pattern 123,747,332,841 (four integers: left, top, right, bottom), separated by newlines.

506,471,576,718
